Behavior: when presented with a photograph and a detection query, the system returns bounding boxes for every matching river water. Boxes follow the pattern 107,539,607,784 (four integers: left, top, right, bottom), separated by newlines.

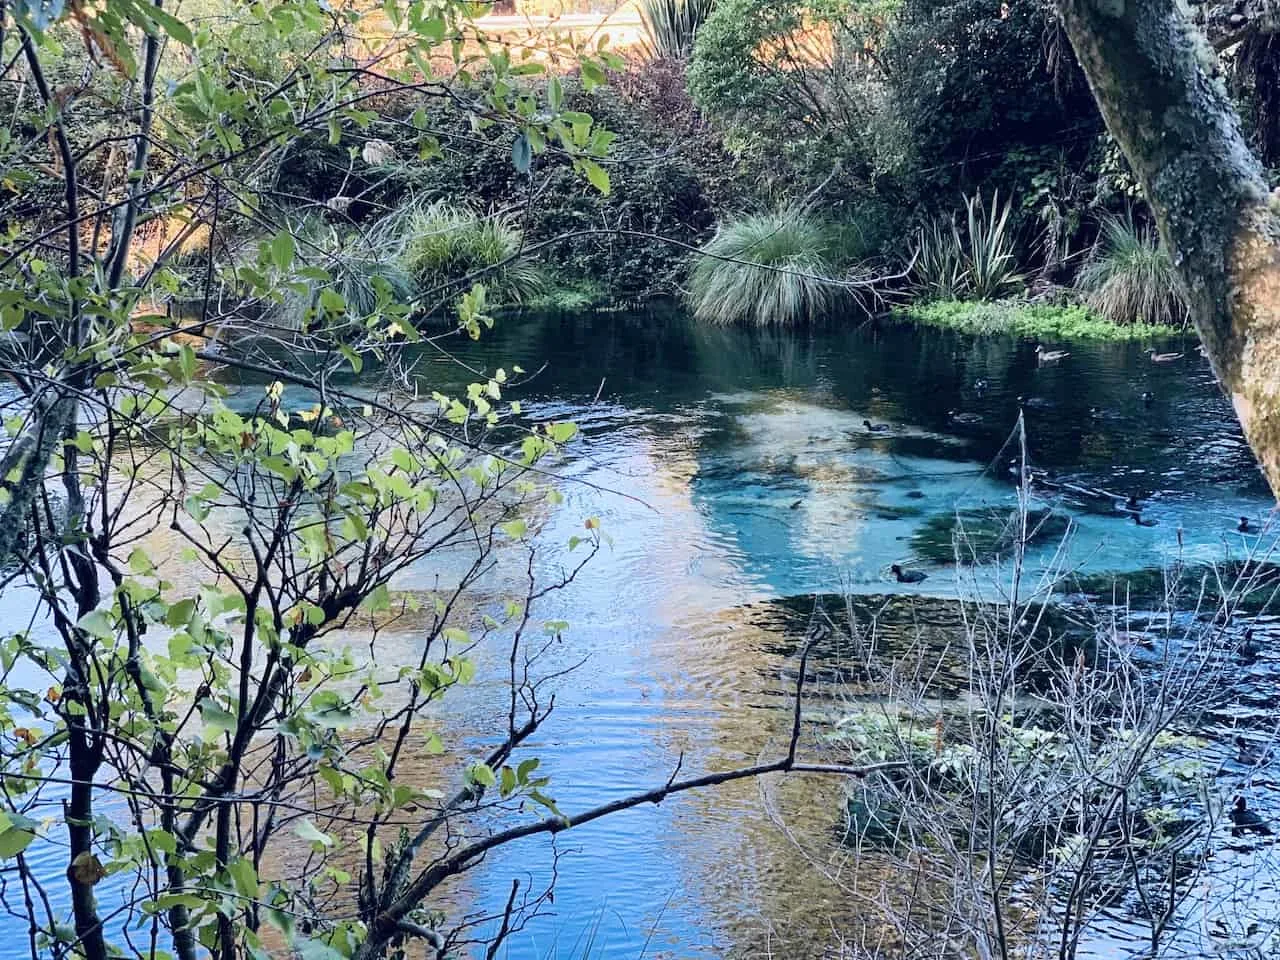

4,308,1279,958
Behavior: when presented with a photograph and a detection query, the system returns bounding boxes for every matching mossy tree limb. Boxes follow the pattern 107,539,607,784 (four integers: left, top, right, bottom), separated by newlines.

1055,0,1280,496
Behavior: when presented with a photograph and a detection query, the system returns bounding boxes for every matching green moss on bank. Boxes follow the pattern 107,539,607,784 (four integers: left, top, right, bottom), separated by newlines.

897,300,1182,341
524,278,611,312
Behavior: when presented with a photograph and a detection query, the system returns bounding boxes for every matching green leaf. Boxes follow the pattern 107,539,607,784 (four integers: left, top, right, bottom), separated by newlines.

580,58,606,89
580,159,610,196
270,231,296,271
165,598,196,628
146,5,193,44
150,892,206,912
528,789,562,818
179,344,197,382
226,857,260,899
499,518,527,539
0,814,38,859
77,609,114,640
198,698,237,735
546,422,578,443
469,763,496,788
512,133,532,174
339,344,363,374
294,819,334,849
128,548,155,576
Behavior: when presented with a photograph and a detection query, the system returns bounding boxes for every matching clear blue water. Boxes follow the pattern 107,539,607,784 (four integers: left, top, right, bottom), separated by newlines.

3,308,1278,958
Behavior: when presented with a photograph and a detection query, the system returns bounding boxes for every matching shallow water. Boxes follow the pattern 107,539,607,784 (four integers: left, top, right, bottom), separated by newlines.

377,310,1278,959
4,308,1279,958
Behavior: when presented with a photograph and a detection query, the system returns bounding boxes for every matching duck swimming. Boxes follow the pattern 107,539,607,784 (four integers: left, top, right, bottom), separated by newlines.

864,420,890,434
1141,391,1155,405
1035,345,1070,363
1016,395,1053,410
1239,516,1253,533
891,564,927,583
1147,348,1184,363
948,410,983,425
1132,513,1158,527
1236,736,1267,766
1231,796,1273,836
973,378,989,396
1240,628,1262,664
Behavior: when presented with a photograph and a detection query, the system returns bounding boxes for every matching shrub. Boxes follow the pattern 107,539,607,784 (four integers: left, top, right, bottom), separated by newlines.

880,0,1102,199
686,207,843,325
910,192,1023,302
390,200,547,308
687,0,893,201
355,75,726,303
1074,213,1189,326
639,0,715,59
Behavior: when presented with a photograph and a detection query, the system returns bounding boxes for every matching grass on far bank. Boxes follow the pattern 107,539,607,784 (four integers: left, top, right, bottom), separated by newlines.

896,299,1184,341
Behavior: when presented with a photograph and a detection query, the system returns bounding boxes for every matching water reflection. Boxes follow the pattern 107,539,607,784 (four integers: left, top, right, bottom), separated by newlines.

4,308,1277,958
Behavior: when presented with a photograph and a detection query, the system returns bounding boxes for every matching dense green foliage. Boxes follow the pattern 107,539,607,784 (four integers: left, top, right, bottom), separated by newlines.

687,0,894,203
280,70,734,305
879,0,1103,202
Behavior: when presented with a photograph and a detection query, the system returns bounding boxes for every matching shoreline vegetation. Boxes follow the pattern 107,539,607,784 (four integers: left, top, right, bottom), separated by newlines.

894,299,1185,341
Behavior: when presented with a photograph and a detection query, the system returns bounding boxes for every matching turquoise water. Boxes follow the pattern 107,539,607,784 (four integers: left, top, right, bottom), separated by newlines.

377,310,1277,958
3,309,1277,958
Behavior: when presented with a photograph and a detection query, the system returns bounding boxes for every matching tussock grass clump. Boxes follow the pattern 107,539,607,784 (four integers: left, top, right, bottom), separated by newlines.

390,200,546,307
1075,213,1189,326
687,207,843,326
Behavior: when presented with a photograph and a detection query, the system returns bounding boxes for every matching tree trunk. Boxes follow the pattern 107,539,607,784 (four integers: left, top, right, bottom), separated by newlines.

1054,0,1280,497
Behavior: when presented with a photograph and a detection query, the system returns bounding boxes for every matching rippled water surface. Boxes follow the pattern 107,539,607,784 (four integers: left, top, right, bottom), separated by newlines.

5,309,1279,958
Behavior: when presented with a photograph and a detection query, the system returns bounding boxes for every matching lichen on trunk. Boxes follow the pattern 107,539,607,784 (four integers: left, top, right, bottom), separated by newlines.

1054,0,1280,496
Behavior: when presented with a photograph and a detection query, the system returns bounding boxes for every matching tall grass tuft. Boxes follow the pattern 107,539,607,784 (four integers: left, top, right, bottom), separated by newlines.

687,207,841,326
387,199,546,308
1074,212,1189,326
639,0,715,60
910,192,1023,302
